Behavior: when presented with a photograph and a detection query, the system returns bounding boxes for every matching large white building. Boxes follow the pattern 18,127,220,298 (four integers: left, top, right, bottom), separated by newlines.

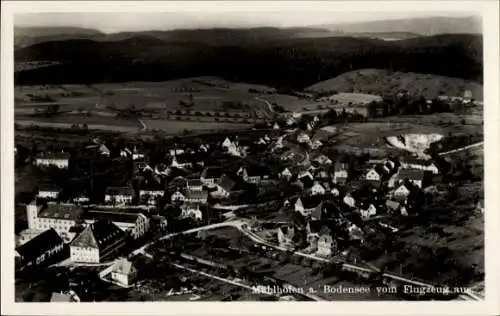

34,152,70,169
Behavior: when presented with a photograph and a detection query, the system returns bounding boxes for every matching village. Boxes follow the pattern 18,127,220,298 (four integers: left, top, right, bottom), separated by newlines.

13,99,484,302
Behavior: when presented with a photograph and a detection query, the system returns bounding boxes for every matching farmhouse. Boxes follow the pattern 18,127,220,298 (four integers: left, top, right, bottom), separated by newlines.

393,183,412,200
35,152,70,169
104,187,134,205
70,219,126,263
15,228,66,270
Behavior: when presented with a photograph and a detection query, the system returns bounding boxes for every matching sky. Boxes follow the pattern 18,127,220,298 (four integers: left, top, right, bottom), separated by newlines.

14,11,476,34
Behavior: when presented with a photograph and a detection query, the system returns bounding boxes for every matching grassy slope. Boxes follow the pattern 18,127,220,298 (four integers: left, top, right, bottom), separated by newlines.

305,69,483,100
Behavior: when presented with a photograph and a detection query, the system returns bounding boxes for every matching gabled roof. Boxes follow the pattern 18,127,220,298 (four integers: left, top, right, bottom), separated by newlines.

38,203,84,221
81,210,143,224
201,166,223,179
105,187,134,196
219,174,236,192
242,164,270,177
112,258,136,275
397,169,426,181
16,228,63,261
334,162,349,172
187,179,203,187
185,190,208,200
386,200,401,210
70,219,125,250
297,195,323,209
35,152,70,160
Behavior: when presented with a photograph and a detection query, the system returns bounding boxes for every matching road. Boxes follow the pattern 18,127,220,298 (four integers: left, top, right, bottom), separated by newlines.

254,96,274,113
438,141,483,156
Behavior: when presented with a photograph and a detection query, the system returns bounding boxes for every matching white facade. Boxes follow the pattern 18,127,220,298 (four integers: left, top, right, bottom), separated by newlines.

343,195,356,208
105,194,133,205
171,191,186,202
310,183,326,196
365,168,381,181
38,190,60,199
70,246,99,263
35,158,69,169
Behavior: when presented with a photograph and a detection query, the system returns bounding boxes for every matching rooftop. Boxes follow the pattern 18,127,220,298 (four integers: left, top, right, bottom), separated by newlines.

105,187,134,196
35,152,71,160
16,228,63,261
70,219,125,250
201,166,223,179
81,210,144,224
38,203,84,221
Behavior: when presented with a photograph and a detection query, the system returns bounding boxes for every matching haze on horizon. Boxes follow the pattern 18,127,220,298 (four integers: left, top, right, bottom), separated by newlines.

15,11,477,34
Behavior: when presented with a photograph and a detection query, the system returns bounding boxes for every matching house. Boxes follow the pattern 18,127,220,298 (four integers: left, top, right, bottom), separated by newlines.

313,155,332,166
104,187,134,205
213,174,237,198
297,132,311,143
386,199,408,216
70,219,126,263
154,163,169,176
72,194,90,204
138,188,164,205
181,203,203,221
200,166,223,187
187,179,204,192
15,228,66,270
476,199,484,213
221,137,234,149
309,182,326,196
238,165,270,184
306,220,337,257
333,163,349,184
400,157,439,174
393,183,412,200
273,122,280,130
396,169,427,188
277,225,296,249
99,144,111,157
294,196,323,217
81,211,149,239
169,148,185,156
171,190,186,203
110,258,138,287
170,154,192,169
26,202,84,238
34,152,70,169
131,146,145,160
330,187,340,197
360,204,377,219
347,223,364,242
311,140,323,150
316,230,338,257
184,190,208,204
280,168,293,181
37,185,61,200
343,193,356,208
365,167,382,182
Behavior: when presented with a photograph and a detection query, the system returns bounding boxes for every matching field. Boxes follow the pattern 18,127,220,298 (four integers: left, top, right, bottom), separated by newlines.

306,68,483,101
15,77,279,115
324,112,483,157
142,119,253,133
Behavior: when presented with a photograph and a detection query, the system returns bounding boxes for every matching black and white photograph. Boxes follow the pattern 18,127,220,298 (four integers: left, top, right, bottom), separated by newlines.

1,1,499,315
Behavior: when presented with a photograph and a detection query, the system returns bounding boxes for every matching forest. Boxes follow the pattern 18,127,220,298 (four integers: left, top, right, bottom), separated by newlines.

15,34,482,90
